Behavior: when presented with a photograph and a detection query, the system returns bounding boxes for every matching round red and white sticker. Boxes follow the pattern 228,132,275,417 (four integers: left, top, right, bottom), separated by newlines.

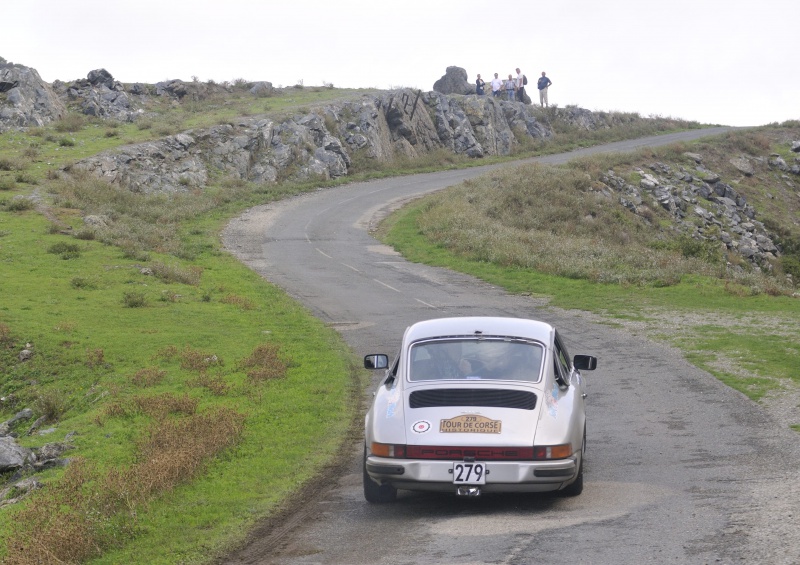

412,420,431,434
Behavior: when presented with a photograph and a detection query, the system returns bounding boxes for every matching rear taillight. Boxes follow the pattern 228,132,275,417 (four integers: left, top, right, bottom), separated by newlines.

370,443,406,458
533,444,573,460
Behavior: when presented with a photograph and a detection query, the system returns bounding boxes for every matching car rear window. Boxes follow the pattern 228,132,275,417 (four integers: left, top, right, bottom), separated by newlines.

409,339,544,383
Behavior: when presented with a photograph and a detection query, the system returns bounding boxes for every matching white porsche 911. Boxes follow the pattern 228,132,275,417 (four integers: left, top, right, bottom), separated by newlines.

363,316,598,502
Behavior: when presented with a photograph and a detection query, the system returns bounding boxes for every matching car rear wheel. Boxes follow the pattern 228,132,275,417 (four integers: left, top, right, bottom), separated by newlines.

560,428,585,497
363,446,397,503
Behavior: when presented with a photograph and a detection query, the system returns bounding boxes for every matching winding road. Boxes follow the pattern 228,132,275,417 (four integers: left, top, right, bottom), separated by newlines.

220,128,799,565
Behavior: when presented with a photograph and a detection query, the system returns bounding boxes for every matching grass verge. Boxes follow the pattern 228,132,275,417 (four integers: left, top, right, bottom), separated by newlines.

376,137,800,407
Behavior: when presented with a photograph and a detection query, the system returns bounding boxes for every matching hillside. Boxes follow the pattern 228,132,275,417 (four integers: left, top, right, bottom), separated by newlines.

1,61,799,563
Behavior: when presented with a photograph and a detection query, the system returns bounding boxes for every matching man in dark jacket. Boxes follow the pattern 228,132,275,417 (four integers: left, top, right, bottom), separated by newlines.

537,72,552,107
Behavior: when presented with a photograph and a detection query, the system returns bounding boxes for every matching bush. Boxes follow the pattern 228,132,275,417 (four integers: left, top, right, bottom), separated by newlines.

122,291,148,308
149,261,203,285
6,197,35,211
75,229,96,240
47,241,81,259
780,255,800,281
54,114,86,133
70,276,97,290
34,390,67,423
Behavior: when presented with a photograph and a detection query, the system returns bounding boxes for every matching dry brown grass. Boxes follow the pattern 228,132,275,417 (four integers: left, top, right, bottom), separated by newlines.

179,345,223,373
85,348,105,369
130,367,167,387
0,322,12,346
3,408,245,564
149,261,203,286
152,344,179,360
134,393,198,419
189,374,232,396
238,343,288,383
100,393,198,421
220,293,256,310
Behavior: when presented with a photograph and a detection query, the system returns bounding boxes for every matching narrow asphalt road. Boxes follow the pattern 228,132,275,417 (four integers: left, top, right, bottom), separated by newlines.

220,128,799,565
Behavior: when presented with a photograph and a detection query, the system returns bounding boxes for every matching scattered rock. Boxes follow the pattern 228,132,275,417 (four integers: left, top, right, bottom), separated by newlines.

0,437,32,471
730,156,755,176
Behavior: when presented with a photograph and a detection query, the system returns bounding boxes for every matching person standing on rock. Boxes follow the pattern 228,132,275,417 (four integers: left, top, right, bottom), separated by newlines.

476,74,485,95
505,74,515,101
537,72,552,107
515,68,526,102
491,73,503,97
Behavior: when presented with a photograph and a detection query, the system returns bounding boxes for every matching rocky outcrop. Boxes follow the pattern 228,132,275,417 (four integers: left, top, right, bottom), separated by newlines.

433,66,474,96
50,68,143,122
597,152,791,270
0,408,75,506
71,89,553,193
0,62,65,131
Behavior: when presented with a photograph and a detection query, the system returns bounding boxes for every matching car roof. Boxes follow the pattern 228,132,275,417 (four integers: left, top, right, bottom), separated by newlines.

404,317,554,344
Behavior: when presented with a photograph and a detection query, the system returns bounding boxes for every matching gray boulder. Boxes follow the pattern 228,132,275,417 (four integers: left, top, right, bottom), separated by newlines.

87,68,116,89
0,62,66,131
249,81,274,97
433,66,474,96
730,156,755,176
0,436,32,471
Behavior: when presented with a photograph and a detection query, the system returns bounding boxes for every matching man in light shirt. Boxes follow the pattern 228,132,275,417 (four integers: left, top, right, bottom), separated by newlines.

491,73,503,97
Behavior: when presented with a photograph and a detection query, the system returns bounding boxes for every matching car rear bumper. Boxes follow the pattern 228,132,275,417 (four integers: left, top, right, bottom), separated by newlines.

366,456,579,493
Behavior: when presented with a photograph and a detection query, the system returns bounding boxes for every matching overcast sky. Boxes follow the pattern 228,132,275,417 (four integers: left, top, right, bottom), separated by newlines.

4,0,798,127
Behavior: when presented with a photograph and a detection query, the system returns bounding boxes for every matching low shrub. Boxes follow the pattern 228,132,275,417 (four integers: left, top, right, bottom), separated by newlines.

122,291,147,308
33,390,67,423
70,276,97,290
149,261,202,285
54,114,86,133
75,229,96,240
47,241,81,259
7,197,35,212
780,255,800,281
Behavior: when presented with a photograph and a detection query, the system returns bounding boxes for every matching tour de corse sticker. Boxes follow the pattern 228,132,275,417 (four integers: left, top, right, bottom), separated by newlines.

412,420,431,434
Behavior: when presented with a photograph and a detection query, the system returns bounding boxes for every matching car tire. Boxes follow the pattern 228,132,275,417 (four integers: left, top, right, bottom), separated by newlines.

363,446,397,503
560,428,585,497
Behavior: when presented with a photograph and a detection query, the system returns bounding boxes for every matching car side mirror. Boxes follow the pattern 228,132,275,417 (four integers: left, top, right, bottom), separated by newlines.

364,354,389,370
573,355,598,371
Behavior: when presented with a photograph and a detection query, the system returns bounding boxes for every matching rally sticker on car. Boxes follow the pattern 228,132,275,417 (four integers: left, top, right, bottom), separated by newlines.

439,415,502,434
412,420,431,433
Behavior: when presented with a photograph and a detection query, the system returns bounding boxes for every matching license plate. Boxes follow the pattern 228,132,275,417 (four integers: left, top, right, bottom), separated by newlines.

452,462,486,485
